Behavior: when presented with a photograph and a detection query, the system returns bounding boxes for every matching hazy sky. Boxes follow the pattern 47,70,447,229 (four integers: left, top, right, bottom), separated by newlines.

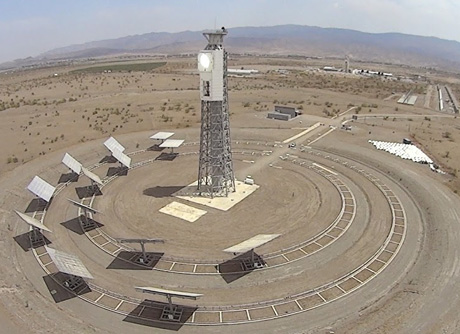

0,0,458,63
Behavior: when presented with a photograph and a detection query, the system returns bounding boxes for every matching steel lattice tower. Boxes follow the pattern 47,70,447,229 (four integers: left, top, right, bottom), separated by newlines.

197,28,235,198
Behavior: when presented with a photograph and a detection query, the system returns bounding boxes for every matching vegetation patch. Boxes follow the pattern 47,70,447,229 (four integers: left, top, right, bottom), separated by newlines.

71,62,167,73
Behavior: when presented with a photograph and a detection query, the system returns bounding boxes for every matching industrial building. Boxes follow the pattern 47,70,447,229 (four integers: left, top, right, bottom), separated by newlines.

267,106,301,121
227,68,259,75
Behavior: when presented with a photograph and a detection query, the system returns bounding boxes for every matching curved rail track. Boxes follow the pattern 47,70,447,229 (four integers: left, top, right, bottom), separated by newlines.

27,141,407,326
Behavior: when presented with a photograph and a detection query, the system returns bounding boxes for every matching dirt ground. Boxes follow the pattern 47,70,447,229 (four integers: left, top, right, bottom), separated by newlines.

1,57,458,193
1,56,460,334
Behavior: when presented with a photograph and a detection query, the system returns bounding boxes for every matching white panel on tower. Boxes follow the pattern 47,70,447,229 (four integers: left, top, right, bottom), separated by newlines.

27,176,56,202
211,49,224,101
112,149,131,168
198,49,224,102
103,137,125,153
62,153,82,174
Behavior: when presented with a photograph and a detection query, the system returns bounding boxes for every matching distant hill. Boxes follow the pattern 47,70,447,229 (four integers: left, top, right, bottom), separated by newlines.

5,25,460,71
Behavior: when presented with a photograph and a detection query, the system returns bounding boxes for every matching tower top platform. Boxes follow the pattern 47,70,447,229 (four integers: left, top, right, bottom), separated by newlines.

203,27,228,48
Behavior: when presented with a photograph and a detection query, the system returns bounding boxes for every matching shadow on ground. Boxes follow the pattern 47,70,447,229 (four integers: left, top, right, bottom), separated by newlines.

13,230,51,251
107,166,129,177
217,251,265,284
107,251,164,270
43,273,92,303
75,185,103,199
155,152,178,161
25,198,48,213
147,144,165,152
123,300,197,331
99,155,118,163
58,172,79,184
143,186,185,198
61,216,104,235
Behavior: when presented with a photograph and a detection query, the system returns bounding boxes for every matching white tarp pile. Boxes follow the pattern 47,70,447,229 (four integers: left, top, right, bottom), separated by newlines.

369,140,433,164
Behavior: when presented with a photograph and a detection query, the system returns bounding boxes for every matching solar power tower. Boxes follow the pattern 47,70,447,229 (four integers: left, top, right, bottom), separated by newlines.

197,27,235,198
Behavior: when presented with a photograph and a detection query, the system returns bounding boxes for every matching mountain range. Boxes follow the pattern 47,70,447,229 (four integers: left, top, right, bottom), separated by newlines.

5,25,460,72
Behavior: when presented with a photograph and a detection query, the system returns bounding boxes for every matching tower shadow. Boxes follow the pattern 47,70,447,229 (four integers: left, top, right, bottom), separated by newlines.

143,186,186,198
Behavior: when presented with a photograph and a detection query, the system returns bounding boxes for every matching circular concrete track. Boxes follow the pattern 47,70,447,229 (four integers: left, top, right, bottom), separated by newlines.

26,141,408,326
74,153,356,275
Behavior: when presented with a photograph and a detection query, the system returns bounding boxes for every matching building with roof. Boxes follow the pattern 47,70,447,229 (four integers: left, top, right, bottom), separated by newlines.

267,105,301,121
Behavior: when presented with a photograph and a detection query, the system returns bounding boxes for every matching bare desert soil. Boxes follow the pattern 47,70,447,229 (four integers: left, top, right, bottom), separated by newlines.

0,56,460,334
1,57,458,191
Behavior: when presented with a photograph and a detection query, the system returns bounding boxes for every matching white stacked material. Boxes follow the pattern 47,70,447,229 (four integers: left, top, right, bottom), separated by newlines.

228,68,259,75
407,96,418,105
397,95,407,104
369,140,433,164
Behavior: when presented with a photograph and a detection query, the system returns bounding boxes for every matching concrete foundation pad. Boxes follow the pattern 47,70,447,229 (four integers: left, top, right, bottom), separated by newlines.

176,180,259,211
159,201,207,222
